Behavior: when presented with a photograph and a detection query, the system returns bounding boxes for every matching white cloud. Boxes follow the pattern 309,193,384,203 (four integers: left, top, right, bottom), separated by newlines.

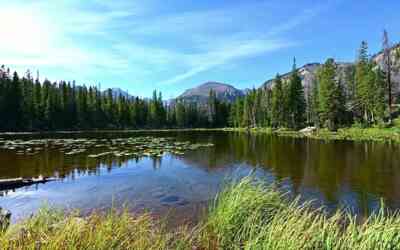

0,0,329,92
157,5,324,85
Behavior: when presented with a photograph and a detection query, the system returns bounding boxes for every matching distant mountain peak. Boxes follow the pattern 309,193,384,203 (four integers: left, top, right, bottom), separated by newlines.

103,88,132,99
198,81,235,88
178,81,244,103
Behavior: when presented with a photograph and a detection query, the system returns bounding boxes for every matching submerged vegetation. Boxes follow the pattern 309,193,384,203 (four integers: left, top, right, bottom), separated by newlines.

2,177,400,249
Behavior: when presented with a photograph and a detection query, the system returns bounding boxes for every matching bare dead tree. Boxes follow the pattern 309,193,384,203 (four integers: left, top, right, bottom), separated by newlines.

382,30,393,123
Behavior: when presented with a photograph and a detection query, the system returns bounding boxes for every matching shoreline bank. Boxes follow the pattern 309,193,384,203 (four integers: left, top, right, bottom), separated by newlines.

1,177,400,249
1,127,399,144
224,127,400,144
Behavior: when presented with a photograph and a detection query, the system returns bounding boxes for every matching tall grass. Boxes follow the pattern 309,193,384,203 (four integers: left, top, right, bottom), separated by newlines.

0,206,191,250
2,177,400,249
202,177,400,249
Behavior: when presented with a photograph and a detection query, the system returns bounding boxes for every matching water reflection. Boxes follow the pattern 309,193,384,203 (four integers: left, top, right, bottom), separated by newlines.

0,131,399,222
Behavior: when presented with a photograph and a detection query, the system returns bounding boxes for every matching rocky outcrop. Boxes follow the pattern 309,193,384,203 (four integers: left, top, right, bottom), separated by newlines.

372,43,400,93
261,62,355,99
262,63,320,91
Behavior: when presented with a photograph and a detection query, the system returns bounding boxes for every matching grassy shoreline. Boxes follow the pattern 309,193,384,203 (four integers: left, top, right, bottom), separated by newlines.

224,126,400,144
1,126,400,144
2,177,400,249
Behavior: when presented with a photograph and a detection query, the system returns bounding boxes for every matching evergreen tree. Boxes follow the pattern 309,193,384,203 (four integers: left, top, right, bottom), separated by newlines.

229,98,243,127
207,90,217,127
271,74,285,128
175,100,186,128
355,41,371,124
287,58,306,129
309,79,320,127
8,72,24,130
371,67,386,122
242,91,255,128
317,58,346,130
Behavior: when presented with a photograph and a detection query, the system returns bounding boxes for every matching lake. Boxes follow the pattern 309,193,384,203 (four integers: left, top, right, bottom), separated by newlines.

1,131,399,224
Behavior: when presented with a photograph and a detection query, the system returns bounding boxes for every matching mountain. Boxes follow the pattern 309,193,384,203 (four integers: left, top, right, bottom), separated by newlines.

261,62,354,97
261,43,400,94
261,62,321,91
178,81,244,103
103,88,132,99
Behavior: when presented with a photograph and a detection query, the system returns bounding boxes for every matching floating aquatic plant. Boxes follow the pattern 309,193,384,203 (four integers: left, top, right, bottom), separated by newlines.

0,137,214,160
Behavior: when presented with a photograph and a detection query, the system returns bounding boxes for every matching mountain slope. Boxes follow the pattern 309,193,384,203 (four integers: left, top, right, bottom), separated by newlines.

261,44,400,95
178,81,244,103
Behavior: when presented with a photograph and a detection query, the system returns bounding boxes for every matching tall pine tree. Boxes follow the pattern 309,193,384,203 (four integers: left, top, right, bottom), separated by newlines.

287,58,306,129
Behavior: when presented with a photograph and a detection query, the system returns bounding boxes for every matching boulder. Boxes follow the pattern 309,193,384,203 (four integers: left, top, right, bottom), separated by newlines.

299,127,317,135
0,207,11,231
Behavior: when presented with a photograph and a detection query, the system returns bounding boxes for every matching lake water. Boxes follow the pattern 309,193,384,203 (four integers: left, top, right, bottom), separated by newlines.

1,131,400,223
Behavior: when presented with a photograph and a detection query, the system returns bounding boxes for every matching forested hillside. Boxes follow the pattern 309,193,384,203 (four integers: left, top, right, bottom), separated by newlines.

231,35,400,130
0,67,230,131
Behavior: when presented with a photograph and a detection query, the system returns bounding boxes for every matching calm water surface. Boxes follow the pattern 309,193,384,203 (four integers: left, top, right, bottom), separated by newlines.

0,131,400,223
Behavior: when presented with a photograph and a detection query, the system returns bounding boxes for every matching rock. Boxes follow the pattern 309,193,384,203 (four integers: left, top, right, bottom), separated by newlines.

300,127,317,135
0,207,11,231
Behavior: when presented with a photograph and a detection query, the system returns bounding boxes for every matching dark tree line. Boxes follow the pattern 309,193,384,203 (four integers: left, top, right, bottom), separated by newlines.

0,66,231,131
170,91,230,129
0,66,151,131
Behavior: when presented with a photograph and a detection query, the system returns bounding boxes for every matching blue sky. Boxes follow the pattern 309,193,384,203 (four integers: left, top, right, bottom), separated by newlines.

1,0,399,98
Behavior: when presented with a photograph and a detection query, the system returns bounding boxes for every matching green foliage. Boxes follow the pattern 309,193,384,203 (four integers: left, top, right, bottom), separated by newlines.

287,59,306,129
353,41,387,125
317,58,346,130
271,74,285,127
0,207,191,250
203,177,400,249
229,88,270,128
148,90,166,128
308,78,320,126
394,118,400,128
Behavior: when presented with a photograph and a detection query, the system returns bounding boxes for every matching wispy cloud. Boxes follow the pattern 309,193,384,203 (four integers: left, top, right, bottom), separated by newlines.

161,39,294,85
158,5,325,85
0,0,331,95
